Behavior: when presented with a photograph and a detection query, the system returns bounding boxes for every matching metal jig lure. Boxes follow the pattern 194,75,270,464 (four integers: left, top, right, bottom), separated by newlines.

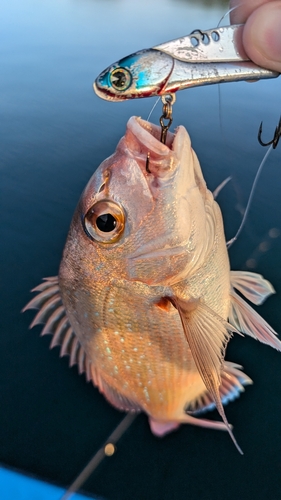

93,24,279,102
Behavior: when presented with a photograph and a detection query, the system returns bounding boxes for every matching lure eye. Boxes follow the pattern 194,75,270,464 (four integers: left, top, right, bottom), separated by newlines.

110,67,132,91
83,200,125,244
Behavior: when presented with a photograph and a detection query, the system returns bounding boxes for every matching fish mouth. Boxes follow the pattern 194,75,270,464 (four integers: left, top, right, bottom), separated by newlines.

123,115,195,186
134,116,175,149
123,116,179,180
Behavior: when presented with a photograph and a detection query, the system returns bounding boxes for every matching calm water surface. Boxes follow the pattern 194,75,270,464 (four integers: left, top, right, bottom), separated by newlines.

2,0,281,499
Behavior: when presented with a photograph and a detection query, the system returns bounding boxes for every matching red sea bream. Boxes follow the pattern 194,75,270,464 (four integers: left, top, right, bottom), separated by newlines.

24,116,281,452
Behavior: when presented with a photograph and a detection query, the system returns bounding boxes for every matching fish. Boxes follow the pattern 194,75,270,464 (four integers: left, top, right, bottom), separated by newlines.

23,116,281,453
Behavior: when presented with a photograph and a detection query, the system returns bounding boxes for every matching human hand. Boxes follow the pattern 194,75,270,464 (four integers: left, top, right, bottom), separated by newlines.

230,0,281,73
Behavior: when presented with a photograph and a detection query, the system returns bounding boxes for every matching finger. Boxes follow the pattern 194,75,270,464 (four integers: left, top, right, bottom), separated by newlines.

243,1,281,72
230,0,269,24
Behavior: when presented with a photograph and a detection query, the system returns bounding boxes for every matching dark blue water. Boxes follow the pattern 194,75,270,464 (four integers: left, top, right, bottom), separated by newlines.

2,0,281,498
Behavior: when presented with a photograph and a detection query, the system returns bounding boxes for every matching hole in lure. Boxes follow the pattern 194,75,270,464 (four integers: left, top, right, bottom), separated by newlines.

190,29,210,46
201,33,210,45
190,36,199,47
211,30,220,42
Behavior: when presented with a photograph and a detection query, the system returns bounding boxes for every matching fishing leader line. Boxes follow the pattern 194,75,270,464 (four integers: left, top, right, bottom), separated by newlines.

147,96,160,122
227,144,274,248
215,4,280,249
227,111,281,247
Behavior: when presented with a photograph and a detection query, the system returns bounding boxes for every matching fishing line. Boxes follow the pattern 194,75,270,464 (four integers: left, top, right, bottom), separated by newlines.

60,412,137,500
215,3,275,249
217,4,240,28
147,96,160,121
226,145,273,248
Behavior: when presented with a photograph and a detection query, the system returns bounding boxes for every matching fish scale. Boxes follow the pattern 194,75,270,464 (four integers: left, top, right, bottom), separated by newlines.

88,282,201,416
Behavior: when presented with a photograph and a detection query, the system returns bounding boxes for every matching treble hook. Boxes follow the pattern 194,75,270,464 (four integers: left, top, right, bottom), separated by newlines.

258,116,281,149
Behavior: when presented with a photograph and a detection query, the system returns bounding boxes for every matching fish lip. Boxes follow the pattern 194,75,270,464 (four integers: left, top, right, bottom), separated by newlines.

125,116,176,170
134,116,174,149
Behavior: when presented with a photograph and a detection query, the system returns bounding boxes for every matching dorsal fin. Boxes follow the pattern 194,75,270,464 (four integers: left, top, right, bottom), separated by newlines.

23,277,92,381
229,271,281,351
230,270,275,305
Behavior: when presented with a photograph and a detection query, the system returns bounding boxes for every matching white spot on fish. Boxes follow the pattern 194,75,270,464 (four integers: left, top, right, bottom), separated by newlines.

143,388,150,402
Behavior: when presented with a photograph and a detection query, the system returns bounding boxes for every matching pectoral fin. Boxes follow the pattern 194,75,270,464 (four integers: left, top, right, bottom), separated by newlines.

170,296,243,454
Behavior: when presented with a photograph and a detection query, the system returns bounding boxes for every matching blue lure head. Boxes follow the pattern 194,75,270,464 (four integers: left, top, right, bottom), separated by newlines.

93,49,174,101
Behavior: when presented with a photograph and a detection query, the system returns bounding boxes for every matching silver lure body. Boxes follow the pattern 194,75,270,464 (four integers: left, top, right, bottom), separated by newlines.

94,25,279,101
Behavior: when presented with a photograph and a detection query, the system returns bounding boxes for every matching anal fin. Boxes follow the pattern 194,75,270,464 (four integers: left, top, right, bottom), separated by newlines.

186,361,252,415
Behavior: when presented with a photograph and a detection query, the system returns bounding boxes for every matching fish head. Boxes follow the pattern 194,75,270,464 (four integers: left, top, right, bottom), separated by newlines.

93,49,174,101
60,116,215,291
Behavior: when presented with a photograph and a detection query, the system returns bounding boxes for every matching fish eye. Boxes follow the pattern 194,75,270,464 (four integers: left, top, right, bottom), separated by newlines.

83,200,125,244
110,67,132,91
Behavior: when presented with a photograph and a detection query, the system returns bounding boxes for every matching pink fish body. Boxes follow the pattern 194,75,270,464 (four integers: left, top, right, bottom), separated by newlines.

24,117,281,451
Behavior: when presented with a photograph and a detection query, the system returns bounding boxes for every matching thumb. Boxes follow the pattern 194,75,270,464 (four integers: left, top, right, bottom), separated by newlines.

243,1,281,73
